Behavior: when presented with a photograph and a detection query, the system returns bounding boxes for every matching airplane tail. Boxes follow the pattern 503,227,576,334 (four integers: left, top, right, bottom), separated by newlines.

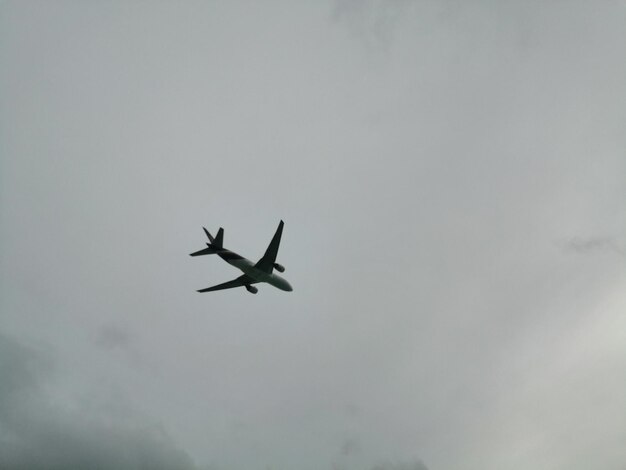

189,227,224,256
212,228,224,249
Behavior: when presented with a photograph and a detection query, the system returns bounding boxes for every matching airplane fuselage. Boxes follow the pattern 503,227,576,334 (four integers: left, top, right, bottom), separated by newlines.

191,220,291,294
217,249,292,291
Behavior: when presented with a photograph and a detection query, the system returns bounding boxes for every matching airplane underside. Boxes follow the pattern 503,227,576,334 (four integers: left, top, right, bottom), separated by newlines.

228,258,292,292
190,220,292,294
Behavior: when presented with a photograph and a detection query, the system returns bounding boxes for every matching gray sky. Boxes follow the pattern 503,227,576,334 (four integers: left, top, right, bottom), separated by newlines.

1,1,625,469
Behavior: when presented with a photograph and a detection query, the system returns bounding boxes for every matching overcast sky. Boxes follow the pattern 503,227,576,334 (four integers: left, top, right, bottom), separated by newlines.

1,1,625,469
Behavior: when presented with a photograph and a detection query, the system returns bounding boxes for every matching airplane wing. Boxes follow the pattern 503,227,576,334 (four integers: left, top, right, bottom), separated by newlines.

197,274,256,293
254,220,284,273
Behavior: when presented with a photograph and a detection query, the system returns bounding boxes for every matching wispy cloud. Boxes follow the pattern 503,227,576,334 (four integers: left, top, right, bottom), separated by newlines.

95,323,132,350
370,460,429,470
340,437,361,456
557,237,624,256
332,0,415,51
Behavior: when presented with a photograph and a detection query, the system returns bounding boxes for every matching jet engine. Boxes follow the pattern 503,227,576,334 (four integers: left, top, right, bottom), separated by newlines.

245,285,258,294
273,263,285,272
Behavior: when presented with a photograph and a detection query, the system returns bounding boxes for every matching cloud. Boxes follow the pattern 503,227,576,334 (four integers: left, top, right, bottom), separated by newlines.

331,436,428,470
332,0,415,50
370,460,429,470
95,323,131,350
558,237,624,256
0,333,197,470
1,1,624,469
340,437,361,456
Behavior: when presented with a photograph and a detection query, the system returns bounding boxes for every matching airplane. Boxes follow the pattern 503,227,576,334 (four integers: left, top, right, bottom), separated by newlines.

190,220,292,294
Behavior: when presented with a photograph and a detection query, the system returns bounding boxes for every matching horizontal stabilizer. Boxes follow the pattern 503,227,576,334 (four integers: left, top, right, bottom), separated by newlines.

190,226,224,256
189,246,218,257
203,227,214,243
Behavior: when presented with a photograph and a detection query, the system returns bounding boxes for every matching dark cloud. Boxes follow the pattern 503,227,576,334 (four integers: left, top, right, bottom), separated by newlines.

0,334,51,405
0,333,197,470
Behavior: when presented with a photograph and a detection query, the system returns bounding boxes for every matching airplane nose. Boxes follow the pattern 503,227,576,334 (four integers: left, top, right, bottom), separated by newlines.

274,276,292,292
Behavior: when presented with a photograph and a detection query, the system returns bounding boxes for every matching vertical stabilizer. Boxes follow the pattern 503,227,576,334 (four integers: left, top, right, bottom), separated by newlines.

212,228,224,249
